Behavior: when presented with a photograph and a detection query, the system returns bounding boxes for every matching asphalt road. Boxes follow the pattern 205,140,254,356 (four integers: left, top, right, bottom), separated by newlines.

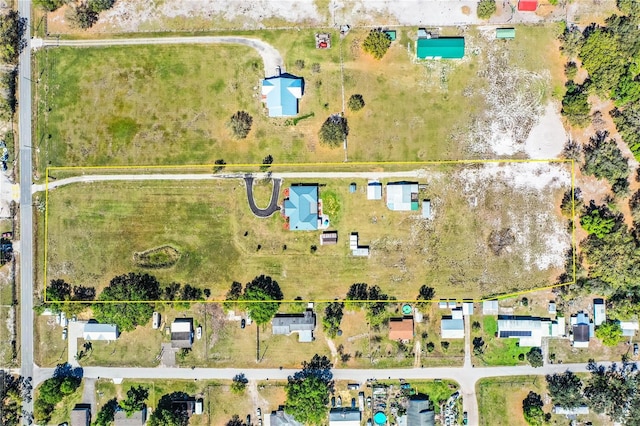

244,177,281,217
17,0,34,423
40,36,284,78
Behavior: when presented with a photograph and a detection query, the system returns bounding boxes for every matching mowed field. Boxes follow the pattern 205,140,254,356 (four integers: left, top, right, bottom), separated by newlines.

33,26,562,177
44,162,570,301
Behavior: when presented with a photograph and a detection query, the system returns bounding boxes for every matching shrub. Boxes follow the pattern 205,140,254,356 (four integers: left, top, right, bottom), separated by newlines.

213,159,226,173
561,81,590,127
319,115,348,147
228,111,253,139
34,0,65,11
347,94,365,111
362,30,392,60
477,0,497,19
564,61,578,80
294,59,305,70
311,63,321,73
88,0,115,13
526,347,543,367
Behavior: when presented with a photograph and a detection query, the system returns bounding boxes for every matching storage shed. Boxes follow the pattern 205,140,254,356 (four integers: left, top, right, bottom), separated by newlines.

416,37,465,59
496,28,516,39
518,0,538,11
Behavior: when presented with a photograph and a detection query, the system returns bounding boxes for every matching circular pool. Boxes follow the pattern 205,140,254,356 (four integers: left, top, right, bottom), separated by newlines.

373,411,387,425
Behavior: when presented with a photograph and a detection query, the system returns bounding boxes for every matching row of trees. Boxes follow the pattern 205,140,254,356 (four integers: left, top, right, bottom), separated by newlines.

224,275,283,325
35,0,116,29
0,371,24,426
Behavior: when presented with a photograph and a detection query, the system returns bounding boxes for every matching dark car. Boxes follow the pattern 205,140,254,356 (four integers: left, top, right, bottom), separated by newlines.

463,411,468,425
241,319,246,329
634,343,638,356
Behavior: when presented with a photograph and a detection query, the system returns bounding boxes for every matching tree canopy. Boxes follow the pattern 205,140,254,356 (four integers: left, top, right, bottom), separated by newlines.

318,115,348,147
522,391,545,426
228,111,253,139
0,11,26,65
93,273,160,332
584,361,640,422
545,371,584,408
322,302,343,338
286,356,333,425
580,204,617,238
595,320,623,346
477,0,497,19
582,131,629,184
148,392,190,426
561,81,590,127
362,30,392,60
526,347,543,368
243,275,283,325
347,94,365,111
121,385,149,415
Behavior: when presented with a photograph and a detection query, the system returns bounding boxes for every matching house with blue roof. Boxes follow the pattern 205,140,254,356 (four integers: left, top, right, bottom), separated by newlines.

284,185,319,231
261,73,304,117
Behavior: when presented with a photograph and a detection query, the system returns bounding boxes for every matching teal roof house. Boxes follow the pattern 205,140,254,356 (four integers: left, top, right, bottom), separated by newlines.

284,185,319,231
416,37,465,59
261,73,304,117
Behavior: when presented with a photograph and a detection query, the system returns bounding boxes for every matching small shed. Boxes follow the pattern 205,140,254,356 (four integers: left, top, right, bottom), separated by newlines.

422,200,432,219
593,298,606,326
496,28,516,39
367,181,382,200
320,231,338,245
548,302,556,314
349,182,357,193
518,0,538,11
383,30,396,41
462,302,474,316
483,300,499,315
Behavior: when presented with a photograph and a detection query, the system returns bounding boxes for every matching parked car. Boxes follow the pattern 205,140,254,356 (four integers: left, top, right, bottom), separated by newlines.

366,396,371,408
336,396,342,407
366,419,372,426
241,319,246,329
257,407,261,418
634,343,639,356
196,326,202,340
347,383,359,390
331,396,336,407
62,328,67,340
351,398,356,409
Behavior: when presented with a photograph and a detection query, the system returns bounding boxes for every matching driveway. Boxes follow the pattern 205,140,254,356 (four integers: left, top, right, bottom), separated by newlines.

39,36,284,77
67,321,86,367
244,177,281,218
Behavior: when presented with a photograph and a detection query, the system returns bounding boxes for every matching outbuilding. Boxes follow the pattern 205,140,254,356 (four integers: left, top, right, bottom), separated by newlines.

517,0,538,11
496,28,516,39
83,323,119,341
416,37,465,59
367,181,382,200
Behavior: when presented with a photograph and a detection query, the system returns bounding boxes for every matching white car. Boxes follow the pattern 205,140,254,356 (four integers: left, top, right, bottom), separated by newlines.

257,407,261,418
196,326,202,340
62,328,68,340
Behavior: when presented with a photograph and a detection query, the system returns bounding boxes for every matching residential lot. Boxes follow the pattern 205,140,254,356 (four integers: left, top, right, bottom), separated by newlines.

34,26,562,178
43,162,569,301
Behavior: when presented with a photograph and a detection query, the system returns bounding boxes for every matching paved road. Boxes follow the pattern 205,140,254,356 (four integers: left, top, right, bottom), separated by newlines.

38,36,284,78
33,170,429,193
17,0,34,423
244,177,281,218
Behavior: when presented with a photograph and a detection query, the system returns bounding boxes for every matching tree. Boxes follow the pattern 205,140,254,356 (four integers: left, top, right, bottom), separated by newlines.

526,347,543,367
559,25,584,59
0,11,26,65
260,154,273,172
545,371,584,408
228,111,253,139
595,320,623,346
318,115,348,147
522,391,545,426
560,187,582,217
322,302,344,338
416,285,435,308
213,159,226,173
630,190,640,222
285,375,330,424
579,28,626,93
581,226,640,289
66,2,99,29
242,275,283,325
89,0,115,13
345,283,369,308
617,0,640,17
148,392,190,426
231,373,248,394
293,355,334,385
584,360,639,422
564,61,578,80
93,273,160,332
347,94,365,111
45,279,95,316
582,131,629,184
121,385,149,415
477,0,497,19
362,30,392,60
611,103,640,160
33,0,65,11
580,204,617,238
561,81,590,127
226,415,247,426
94,398,118,426
472,337,485,356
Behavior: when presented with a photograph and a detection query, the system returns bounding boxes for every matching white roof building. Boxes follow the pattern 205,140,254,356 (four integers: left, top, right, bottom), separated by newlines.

441,309,465,339
386,182,419,211
593,299,606,326
367,181,382,200
483,300,499,315
497,316,563,347
462,302,474,316
619,320,639,337
83,323,119,341
451,307,463,320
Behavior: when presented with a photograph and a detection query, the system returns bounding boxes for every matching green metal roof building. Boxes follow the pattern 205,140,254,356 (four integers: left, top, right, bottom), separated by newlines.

416,37,465,59
496,28,516,39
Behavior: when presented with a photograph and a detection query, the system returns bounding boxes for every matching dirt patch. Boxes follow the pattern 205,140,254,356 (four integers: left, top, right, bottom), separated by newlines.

133,245,181,269
461,6,471,15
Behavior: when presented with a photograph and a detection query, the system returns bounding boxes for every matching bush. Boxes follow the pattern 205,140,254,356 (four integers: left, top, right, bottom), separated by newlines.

213,159,226,173
595,319,623,346
347,94,365,111
67,2,99,29
564,61,578,80
319,115,348,147
294,59,305,70
228,111,253,139
88,0,115,13
582,131,629,184
34,0,65,11
362,30,392,60
477,0,497,19
311,63,321,73
580,205,616,238
526,347,543,367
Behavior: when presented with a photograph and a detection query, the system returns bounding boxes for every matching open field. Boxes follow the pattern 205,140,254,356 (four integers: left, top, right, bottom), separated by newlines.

43,162,571,301
34,26,564,177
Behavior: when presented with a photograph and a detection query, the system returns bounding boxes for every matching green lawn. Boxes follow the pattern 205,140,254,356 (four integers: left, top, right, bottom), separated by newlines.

410,380,459,412
473,315,529,367
477,376,547,426
33,26,563,177
43,165,565,301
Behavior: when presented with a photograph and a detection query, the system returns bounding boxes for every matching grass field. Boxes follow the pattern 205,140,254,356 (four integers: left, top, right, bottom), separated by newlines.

43,162,568,301
471,316,530,367
33,26,563,178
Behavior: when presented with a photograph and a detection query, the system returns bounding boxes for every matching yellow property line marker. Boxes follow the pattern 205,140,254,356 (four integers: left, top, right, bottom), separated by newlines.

43,159,577,304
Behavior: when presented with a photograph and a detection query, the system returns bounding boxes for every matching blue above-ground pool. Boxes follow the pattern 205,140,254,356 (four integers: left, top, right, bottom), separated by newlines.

374,411,387,425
